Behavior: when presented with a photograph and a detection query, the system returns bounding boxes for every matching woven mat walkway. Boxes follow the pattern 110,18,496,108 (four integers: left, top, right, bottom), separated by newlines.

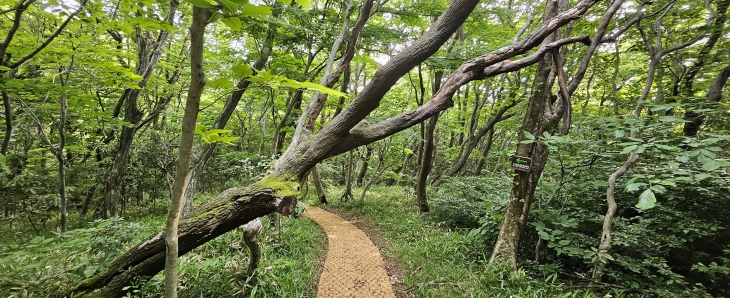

306,206,396,298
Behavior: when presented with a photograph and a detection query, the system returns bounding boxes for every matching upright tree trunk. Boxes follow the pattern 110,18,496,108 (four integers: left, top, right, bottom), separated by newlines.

164,7,209,298
683,64,730,137
415,115,438,213
102,2,178,218
474,128,496,175
57,72,70,234
311,166,327,204
73,0,599,294
490,0,565,268
355,146,372,187
1,91,11,155
339,150,355,201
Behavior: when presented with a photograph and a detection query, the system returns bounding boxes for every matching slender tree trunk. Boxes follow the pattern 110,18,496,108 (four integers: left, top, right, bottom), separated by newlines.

683,64,730,137
58,92,69,234
474,128,496,175
73,0,599,293
415,115,438,213
339,150,354,201
164,7,209,298
102,2,178,218
1,91,11,155
311,165,327,204
355,146,372,187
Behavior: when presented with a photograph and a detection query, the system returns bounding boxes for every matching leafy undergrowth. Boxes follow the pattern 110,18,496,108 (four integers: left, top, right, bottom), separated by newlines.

0,194,325,298
317,185,629,298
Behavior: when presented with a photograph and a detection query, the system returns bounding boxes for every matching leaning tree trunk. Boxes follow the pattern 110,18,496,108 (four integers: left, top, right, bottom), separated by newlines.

73,0,599,294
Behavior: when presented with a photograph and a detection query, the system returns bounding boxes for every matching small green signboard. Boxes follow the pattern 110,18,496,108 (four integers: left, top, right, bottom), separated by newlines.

511,155,532,172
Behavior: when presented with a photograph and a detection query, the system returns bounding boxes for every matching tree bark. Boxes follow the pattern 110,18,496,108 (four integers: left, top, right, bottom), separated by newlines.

490,0,566,268
74,0,600,294
163,7,210,298
311,165,327,204
102,1,178,218
415,115,438,213
683,64,730,137
355,146,372,187
1,91,11,155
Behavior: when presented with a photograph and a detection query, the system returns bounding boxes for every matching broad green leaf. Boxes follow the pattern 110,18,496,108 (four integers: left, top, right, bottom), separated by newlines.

216,0,240,13
241,4,272,18
675,155,689,163
187,0,215,8
699,149,716,159
0,65,11,71
209,77,235,89
626,182,646,192
298,81,346,97
558,240,571,246
650,185,666,193
523,131,535,140
221,17,242,31
635,188,656,211
232,64,253,78
695,173,712,181
702,161,719,171
295,0,310,9
620,144,638,154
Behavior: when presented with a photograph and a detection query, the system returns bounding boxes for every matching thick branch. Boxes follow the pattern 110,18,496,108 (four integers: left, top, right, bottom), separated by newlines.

327,35,590,156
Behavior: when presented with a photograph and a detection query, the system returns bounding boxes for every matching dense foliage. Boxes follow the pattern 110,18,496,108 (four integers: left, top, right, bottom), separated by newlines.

1,0,729,296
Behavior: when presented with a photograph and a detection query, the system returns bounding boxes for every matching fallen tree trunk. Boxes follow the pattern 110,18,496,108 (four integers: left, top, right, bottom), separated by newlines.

70,180,298,297
70,0,599,295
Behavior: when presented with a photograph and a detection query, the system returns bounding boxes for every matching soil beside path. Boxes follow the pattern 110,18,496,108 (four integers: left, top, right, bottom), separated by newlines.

305,206,396,298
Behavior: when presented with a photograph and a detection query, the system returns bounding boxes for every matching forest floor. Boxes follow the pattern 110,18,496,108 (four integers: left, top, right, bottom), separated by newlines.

305,206,396,298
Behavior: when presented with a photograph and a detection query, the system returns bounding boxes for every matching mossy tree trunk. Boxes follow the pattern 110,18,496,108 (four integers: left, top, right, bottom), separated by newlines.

72,0,600,295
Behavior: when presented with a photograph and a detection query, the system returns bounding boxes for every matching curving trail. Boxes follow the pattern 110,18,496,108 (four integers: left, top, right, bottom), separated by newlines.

306,206,396,298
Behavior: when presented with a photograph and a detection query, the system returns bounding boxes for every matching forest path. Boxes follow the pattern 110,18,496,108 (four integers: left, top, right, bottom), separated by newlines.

305,206,396,298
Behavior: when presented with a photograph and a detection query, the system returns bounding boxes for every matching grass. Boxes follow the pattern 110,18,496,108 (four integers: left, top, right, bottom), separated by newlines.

0,193,325,298
315,185,616,298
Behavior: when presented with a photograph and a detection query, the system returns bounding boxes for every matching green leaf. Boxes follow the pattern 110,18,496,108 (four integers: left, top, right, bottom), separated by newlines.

650,185,666,193
0,65,12,71
702,161,719,171
295,0,310,9
209,77,235,89
635,189,656,211
216,0,240,13
187,0,215,8
626,182,646,192
675,155,689,163
558,240,571,246
523,131,535,140
232,64,253,78
620,144,638,154
699,149,716,159
695,173,712,181
241,4,272,18
221,17,242,31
